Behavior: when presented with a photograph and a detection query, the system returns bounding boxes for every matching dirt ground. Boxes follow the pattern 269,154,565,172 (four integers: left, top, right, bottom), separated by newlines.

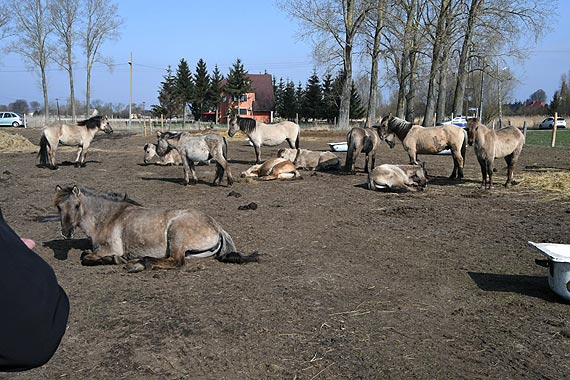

1,126,570,380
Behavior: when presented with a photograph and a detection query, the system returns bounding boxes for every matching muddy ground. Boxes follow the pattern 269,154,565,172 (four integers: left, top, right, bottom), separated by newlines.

1,126,570,380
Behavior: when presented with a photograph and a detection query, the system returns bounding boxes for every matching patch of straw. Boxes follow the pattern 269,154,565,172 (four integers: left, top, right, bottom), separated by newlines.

0,130,38,153
520,171,570,198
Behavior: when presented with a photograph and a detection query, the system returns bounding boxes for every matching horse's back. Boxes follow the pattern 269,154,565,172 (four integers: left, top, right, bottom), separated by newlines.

255,121,299,146
492,127,525,158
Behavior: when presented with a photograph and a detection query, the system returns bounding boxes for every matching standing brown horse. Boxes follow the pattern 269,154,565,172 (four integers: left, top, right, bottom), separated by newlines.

38,115,113,169
344,127,381,174
466,121,525,189
377,114,466,179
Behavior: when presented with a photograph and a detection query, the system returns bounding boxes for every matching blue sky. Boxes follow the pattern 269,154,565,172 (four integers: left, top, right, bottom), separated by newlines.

0,0,568,109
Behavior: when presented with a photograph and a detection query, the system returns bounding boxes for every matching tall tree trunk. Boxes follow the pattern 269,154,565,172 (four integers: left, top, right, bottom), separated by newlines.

68,55,76,121
423,0,451,127
436,56,450,121
396,0,417,120
86,62,92,116
452,0,483,116
366,0,386,128
405,52,418,122
41,65,49,124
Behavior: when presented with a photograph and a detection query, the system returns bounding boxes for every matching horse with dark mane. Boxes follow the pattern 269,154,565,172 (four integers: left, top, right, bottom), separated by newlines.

344,127,381,174
53,185,259,272
228,116,300,163
377,114,466,179
38,115,113,169
466,121,524,189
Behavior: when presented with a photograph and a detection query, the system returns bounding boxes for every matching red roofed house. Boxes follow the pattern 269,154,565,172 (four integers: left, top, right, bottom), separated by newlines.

218,74,275,124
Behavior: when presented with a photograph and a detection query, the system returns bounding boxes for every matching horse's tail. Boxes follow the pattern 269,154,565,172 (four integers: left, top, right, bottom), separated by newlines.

215,230,260,264
295,126,300,149
344,131,354,172
461,128,467,164
38,132,50,167
222,136,229,160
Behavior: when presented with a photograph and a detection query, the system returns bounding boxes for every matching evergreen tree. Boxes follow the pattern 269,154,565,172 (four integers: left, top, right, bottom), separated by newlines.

225,58,252,113
302,71,322,121
295,82,304,121
274,77,286,118
191,58,210,121
153,66,180,120
175,59,193,123
209,65,224,123
349,81,366,120
321,73,337,123
281,80,297,120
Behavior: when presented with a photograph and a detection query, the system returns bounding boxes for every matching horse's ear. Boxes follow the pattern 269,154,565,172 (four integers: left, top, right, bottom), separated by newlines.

55,185,63,193
156,131,162,138
72,185,81,197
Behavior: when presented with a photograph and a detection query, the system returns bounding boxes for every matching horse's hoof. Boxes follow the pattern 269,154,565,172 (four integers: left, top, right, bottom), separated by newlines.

125,261,145,273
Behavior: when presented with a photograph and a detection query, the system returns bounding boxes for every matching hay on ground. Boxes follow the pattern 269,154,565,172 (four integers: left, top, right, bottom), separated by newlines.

520,171,570,197
0,130,38,153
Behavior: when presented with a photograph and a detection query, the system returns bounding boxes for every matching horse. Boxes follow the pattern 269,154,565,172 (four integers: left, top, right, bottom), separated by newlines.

38,115,113,169
377,114,466,179
241,157,302,181
466,121,525,189
156,131,234,186
368,163,427,192
277,148,341,171
143,142,182,166
228,116,300,163
344,127,381,174
53,185,259,272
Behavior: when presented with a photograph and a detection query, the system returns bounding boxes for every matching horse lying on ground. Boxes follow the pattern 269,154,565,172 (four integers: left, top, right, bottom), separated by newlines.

344,127,381,174
368,164,428,192
143,143,182,165
466,121,525,189
38,115,113,169
53,185,259,272
156,131,234,186
228,116,300,163
241,158,302,181
377,114,466,179
277,148,341,171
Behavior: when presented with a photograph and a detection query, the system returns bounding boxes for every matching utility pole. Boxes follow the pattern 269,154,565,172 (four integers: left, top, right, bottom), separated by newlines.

129,52,133,128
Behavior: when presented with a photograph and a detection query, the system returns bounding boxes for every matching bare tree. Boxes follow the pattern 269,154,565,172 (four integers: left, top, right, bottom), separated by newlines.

7,0,52,123
49,0,80,121
277,0,373,128
80,0,123,116
361,0,387,127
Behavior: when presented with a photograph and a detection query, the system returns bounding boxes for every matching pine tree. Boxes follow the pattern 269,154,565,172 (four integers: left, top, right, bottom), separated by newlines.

349,81,366,120
302,71,322,121
191,58,210,121
321,73,337,123
153,66,180,120
281,80,297,120
295,82,304,121
274,77,286,118
225,58,252,114
209,65,224,123
175,59,193,123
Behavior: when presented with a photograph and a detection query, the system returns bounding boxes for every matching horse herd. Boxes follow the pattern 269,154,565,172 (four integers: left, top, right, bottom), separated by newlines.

36,113,525,272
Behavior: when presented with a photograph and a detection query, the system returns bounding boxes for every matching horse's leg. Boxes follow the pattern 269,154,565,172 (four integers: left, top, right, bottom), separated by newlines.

352,146,363,174
253,144,262,164
504,154,514,187
188,161,198,185
50,139,59,169
477,159,486,189
286,138,294,149
81,248,125,266
211,150,234,186
486,160,494,189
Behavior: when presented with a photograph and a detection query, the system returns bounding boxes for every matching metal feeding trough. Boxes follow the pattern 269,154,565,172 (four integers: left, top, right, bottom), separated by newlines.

328,142,348,152
529,241,570,301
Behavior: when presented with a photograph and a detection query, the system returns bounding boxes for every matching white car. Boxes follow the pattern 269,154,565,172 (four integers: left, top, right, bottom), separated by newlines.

0,112,25,127
539,117,566,129
437,115,467,129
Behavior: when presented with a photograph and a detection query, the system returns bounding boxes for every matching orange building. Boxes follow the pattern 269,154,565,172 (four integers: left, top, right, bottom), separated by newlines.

218,74,275,124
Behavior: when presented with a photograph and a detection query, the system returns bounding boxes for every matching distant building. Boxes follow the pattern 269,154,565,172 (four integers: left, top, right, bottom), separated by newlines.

525,101,546,109
218,74,275,124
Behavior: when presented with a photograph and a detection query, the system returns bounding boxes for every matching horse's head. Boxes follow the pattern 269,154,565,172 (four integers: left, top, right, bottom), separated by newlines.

228,115,239,137
143,143,157,164
99,116,113,134
376,114,396,148
466,121,478,146
156,131,178,156
54,185,84,239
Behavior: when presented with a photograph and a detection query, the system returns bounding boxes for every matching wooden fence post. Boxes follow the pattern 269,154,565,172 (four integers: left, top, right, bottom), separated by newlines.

551,112,558,148
523,121,527,138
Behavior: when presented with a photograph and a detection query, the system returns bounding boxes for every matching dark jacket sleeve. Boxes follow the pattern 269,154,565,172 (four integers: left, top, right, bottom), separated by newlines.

0,210,70,372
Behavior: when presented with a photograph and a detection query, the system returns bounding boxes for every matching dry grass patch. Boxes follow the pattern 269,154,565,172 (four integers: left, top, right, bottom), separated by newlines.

520,170,570,198
0,130,37,153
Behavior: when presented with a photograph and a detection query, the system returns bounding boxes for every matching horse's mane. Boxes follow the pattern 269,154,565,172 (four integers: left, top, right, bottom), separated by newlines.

54,186,143,207
385,115,413,138
159,131,182,140
77,115,104,129
237,117,257,134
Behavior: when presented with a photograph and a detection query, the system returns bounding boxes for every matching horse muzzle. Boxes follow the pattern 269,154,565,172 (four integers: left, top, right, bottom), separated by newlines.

61,227,74,239
386,141,395,149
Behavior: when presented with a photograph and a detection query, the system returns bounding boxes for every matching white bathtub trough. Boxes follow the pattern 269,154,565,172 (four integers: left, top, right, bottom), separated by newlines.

529,241,570,301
